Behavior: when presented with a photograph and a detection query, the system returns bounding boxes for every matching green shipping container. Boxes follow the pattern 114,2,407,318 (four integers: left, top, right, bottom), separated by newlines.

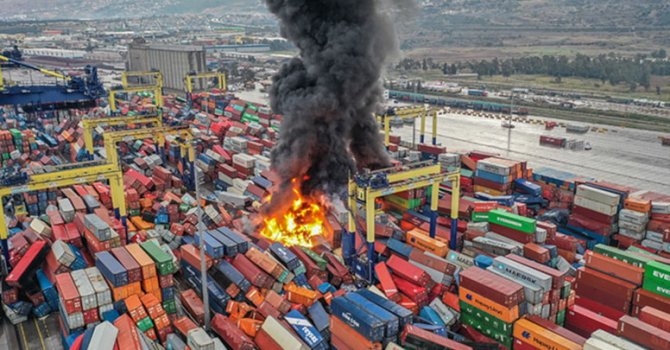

556,309,566,326
136,317,154,332
163,299,177,314
487,209,536,234
459,301,514,335
301,247,327,270
628,246,658,256
471,211,489,222
140,241,174,275
593,244,650,268
643,261,670,298
460,314,514,349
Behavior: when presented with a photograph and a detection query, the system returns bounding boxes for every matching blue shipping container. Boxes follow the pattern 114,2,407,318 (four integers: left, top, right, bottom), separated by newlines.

344,293,399,337
285,310,328,350
331,297,385,342
355,289,413,328
95,251,128,287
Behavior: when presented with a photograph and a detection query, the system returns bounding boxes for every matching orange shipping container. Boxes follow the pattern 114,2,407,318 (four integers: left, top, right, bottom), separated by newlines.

125,243,157,279
330,316,382,350
113,315,142,350
625,197,652,213
142,277,160,293
458,287,519,323
406,229,448,257
513,318,581,350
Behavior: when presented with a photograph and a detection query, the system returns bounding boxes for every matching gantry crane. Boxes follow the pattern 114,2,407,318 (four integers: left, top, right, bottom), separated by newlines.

0,54,105,110
82,114,164,155
184,71,227,101
379,105,442,148
0,162,125,265
122,70,163,90
102,126,196,189
345,162,461,281
109,71,164,112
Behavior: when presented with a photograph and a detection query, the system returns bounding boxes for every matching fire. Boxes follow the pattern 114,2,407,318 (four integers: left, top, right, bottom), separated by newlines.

260,180,327,248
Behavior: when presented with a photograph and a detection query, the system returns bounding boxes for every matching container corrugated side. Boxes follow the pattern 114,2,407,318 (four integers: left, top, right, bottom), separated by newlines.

71,270,97,311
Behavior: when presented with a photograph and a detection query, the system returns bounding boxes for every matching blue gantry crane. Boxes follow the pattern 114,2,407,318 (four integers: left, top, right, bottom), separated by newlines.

0,53,106,111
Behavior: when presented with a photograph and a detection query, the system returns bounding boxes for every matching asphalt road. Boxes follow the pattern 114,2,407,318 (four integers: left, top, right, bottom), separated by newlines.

394,110,670,194
0,314,62,350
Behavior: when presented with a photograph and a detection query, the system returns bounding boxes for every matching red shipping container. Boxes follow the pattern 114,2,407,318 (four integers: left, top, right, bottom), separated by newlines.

179,289,205,325
458,266,524,307
330,316,382,350
635,288,670,316
392,275,428,305
111,247,141,283
374,262,400,301
523,243,551,263
576,267,636,300
583,251,643,285
401,325,472,350
489,223,534,243
114,314,142,350
618,315,670,350
253,328,282,350
639,306,670,333
513,338,536,350
211,314,256,350
572,205,615,224
83,308,99,324
536,221,557,241
6,240,48,288
564,305,617,338
386,255,432,287
574,294,626,320
55,272,82,314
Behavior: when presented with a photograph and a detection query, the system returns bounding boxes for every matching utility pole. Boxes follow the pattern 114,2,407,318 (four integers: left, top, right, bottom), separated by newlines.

193,144,210,329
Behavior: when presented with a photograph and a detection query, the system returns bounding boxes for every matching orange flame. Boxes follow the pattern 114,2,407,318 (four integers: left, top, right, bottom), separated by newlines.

260,180,326,248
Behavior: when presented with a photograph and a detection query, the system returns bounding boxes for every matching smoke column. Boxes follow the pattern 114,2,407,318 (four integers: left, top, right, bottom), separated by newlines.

265,0,410,197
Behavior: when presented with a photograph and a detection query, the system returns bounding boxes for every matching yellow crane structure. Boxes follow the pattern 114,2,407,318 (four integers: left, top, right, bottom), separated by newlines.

121,71,163,90
109,71,164,112
346,162,461,280
380,106,442,147
0,162,126,264
184,72,227,96
108,85,163,112
82,114,164,155
102,126,197,189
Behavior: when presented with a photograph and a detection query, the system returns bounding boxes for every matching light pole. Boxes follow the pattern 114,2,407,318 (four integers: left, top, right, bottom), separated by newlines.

193,143,210,329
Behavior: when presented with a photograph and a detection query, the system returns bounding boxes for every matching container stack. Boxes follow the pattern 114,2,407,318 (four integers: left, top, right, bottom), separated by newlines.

473,157,524,196
568,184,621,245
458,266,524,348
513,316,585,350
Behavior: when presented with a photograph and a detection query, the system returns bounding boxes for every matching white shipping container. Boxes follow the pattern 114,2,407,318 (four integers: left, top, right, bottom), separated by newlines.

213,338,228,350
60,299,85,330
618,220,646,233
619,209,649,225
574,196,617,216
84,214,113,241
261,316,309,350
58,198,75,222
187,328,215,350
584,338,624,350
652,201,670,214
84,267,112,306
641,239,664,251
98,303,114,318
576,185,620,206
476,159,511,176
591,330,647,350
89,321,119,350
71,270,97,311
52,240,76,267
428,298,456,326
30,219,52,237
232,154,255,168
646,230,665,242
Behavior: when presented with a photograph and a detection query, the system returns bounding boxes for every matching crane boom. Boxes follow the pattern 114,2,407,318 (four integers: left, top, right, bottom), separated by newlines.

0,54,69,80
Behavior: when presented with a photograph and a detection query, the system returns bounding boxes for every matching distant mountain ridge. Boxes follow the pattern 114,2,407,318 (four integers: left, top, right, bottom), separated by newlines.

3,0,259,20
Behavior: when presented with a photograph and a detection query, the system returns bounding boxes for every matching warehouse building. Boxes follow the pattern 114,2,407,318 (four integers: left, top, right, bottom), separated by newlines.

127,39,207,93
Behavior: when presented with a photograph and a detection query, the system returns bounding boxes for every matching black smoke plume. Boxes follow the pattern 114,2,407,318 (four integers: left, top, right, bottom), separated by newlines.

265,0,411,198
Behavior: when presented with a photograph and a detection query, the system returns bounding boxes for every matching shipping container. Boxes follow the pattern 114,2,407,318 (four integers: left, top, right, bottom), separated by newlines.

95,251,128,287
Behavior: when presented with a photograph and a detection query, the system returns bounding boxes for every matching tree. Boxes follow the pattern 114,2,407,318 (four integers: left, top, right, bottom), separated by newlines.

450,63,458,75
422,58,427,71
657,86,662,95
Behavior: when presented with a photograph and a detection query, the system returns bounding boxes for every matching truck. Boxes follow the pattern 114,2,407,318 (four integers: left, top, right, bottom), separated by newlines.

662,136,670,147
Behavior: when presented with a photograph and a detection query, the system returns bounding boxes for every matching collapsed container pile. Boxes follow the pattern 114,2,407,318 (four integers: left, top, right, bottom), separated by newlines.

1,90,670,350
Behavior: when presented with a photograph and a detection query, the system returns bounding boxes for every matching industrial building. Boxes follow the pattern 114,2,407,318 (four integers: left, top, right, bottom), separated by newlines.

127,39,207,93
